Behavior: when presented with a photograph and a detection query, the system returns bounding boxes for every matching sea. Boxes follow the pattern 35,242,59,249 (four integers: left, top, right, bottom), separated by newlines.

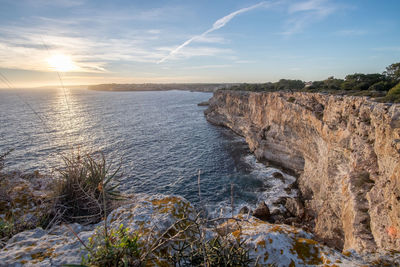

0,88,296,216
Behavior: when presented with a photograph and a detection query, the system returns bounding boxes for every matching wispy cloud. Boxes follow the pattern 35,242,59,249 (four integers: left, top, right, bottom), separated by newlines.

335,29,367,36
372,46,400,52
157,1,271,63
156,46,234,60
0,25,166,72
184,64,232,70
283,0,336,35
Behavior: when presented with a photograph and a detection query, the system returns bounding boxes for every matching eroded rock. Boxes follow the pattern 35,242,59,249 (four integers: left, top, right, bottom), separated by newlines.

205,90,400,253
1,194,390,266
285,197,305,218
253,201,271,221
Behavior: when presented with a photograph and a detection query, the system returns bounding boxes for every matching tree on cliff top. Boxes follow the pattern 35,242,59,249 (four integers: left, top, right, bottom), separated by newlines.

384,62,400,81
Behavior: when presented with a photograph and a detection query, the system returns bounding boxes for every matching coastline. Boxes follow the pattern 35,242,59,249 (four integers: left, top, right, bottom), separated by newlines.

204,90,400,254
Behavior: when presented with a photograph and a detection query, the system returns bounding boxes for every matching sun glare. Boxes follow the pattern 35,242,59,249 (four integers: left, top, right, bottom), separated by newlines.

46,54,77,72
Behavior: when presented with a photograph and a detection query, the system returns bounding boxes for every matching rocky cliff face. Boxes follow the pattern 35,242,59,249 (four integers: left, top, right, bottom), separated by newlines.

205,90,400,253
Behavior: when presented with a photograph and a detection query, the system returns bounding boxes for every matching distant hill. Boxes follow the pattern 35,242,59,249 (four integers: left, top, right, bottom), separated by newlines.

88,83,236,92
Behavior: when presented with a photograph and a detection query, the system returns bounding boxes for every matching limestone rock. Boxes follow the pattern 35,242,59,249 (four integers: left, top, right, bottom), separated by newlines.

0,171,53,229
0,194,196,266
0,194,396,266
253,201,270,221
205,90,400,253
222,216,367,266
197,101,209,106
285,197,305,218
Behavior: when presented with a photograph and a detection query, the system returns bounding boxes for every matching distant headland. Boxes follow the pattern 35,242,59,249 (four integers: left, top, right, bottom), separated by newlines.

88,83,237,92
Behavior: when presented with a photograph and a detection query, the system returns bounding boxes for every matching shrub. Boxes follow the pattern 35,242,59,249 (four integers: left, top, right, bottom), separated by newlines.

0,219,14,246
383,82,400,103
52,152,122,225
82,224,142,267
72,213,252,267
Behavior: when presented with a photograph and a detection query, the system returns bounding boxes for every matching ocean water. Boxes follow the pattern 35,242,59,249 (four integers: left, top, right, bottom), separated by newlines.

0,88,295,216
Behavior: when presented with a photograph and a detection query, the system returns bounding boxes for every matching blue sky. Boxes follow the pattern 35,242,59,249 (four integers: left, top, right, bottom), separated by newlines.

0,0,399,87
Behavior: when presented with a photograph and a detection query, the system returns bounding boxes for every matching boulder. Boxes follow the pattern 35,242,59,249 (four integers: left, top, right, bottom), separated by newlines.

238,206,252,215
253,201,270,221
285,197,305,218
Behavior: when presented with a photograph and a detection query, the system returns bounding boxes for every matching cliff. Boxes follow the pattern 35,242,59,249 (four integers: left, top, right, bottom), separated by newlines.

205,90,400,253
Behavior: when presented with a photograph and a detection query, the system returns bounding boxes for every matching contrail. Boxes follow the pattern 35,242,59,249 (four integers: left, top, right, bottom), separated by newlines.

157,1,269,64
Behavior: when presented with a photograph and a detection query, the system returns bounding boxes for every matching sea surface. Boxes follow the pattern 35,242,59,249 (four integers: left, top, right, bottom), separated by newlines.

0,88,295,216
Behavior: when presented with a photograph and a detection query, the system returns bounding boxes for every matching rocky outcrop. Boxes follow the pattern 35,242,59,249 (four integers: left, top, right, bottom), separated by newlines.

0,194,377,266
205,90,400,253
0,172,53,232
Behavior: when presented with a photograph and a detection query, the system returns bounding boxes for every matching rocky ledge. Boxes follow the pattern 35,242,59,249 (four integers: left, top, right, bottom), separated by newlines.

0,194,384,266
205,90,400,254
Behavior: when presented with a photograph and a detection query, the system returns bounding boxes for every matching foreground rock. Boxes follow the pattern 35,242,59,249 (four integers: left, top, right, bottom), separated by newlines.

0,171,53,232
197,101,209,106
253,201,271,221
205,90,400,253
0,194,386,266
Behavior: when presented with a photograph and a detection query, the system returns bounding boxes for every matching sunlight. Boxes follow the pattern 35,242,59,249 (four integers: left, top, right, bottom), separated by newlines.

46,54,77,72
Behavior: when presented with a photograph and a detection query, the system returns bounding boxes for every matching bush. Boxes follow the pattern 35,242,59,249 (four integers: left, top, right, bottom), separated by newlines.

72,213,252,266
82,224,142,267
0,219,14,245
383,82,400,103
52,152,122,225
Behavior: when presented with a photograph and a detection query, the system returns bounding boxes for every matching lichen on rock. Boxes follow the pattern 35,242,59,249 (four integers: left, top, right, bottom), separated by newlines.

1,194,395,266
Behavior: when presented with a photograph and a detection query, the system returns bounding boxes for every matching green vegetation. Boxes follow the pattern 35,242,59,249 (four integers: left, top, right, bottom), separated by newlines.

383,82,400,103
229,79,305,92
0,219,14,242
52,152,123,225
83,224,141,267
75,216,252,267
224,62,400,103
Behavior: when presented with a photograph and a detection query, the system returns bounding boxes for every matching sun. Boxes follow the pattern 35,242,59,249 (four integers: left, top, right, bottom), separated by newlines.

46,54,77,72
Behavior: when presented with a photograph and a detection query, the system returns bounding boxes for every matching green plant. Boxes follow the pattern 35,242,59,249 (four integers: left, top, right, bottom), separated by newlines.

82,224,142,267
383,82,400,102
0,219,14,241
53,151,122,225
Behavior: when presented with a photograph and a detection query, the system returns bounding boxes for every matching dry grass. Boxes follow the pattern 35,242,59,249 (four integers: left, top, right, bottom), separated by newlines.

51,151,123,225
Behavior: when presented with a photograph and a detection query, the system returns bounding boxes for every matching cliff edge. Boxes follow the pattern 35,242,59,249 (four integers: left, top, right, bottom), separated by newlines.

205,90,400,253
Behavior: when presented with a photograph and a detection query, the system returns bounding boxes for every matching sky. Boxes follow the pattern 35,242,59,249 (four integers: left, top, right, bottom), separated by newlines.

0,0,399,87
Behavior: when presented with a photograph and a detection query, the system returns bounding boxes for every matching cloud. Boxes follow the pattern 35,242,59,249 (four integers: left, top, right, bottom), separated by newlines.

283,0,336,35
184,64,232,70
24,0,85,7
336,29,367,36
156,46,234,60
195,35,228,44
157,1,271,64
288,0,329,14
0,22,170,73
234,60,256,64
372,47,400,52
